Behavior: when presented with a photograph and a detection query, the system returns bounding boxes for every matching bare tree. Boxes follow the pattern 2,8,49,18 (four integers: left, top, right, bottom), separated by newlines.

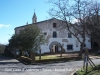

48,0,100,55
84,1,100,49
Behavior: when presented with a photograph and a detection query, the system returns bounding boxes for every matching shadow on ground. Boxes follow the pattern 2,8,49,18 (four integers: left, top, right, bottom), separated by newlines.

0,55,13,61
0,55,21,65
0,62,21,65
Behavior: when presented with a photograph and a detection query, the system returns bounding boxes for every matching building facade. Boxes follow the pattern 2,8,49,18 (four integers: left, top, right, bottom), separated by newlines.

15,12,91,54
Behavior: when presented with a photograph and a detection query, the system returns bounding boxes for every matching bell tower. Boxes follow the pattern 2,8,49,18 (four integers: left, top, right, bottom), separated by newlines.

32,12,37,23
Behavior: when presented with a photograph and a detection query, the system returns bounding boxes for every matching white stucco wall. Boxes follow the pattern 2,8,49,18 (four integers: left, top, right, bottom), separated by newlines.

15,18,91,54
40,37,91,53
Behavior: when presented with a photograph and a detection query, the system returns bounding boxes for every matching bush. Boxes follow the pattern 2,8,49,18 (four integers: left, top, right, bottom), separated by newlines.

0,44,6,55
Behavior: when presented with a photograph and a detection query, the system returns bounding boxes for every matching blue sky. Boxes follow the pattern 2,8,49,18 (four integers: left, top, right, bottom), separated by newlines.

0,0,51,44
0,0,100,44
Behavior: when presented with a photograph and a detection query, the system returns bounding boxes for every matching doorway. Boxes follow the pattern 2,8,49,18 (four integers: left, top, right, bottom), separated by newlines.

52,45,58,53
55,45,58,53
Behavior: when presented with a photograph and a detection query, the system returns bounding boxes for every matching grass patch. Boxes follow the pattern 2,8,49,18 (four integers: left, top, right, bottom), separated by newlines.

35,54,82,64
35,54,65,60
76,65,100,75
98,54,100,57
17,54,82,64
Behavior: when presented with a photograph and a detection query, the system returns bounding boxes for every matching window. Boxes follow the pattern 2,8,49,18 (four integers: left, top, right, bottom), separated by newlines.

67,45,73,50
53,23,57,28
44,32,47,35
68,33,72,38
53,31,57,38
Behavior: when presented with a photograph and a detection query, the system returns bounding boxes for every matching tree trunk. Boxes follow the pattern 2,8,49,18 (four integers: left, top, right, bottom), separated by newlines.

60,46,62,58
79,27,86,56
79,41,85,56
39,49,41,60
79,43,84,56
19,49,22,56
30,51,35,64
28,50,31,58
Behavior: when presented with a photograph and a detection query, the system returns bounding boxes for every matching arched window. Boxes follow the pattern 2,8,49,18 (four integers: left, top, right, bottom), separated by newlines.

53,31,57,38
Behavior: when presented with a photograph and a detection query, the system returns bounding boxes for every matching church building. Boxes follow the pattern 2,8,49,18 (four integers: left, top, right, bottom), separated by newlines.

15,12,91,54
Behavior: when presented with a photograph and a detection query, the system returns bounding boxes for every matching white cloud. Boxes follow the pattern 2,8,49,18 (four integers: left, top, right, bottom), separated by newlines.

0,24,11,28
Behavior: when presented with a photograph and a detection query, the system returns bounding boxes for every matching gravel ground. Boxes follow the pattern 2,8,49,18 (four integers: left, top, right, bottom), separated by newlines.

0,56,100,75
